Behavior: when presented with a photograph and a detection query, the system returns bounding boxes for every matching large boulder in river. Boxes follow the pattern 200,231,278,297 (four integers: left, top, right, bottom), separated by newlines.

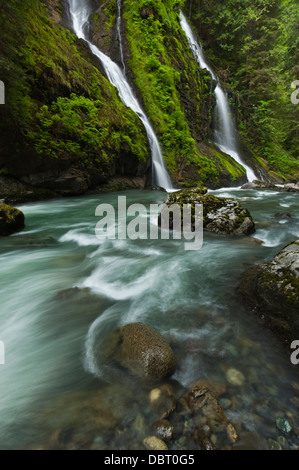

241,180,277,190
238,240,299,346
117,323,176,381
159,188,255,236
0,203,25,236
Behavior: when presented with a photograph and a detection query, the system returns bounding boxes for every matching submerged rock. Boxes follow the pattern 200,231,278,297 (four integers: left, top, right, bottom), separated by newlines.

116,323,176,381
152,419,174,441
181,384,238,449
0,203,25,236
276,417,292,434
238,240,299,346
159,188,255,236
226,368,245,387
143,436,168,451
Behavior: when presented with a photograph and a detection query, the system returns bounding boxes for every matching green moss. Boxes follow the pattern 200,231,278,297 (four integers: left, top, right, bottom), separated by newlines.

0,0,148,184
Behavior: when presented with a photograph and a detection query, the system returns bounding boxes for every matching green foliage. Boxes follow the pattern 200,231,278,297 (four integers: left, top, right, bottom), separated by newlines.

27,93,148,164
0,0,148,180
186,0,299,179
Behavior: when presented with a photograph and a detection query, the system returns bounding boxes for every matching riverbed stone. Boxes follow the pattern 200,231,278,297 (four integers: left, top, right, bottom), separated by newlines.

152,419,174,441
0,203,25,236
238,239,299,346
226,368,245,387
159,189,255,236
117,323,176,381
143,436,168,450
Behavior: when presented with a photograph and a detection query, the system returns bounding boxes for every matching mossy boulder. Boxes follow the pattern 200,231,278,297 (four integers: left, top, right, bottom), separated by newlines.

159,188,255,236
238,240,299,346
116,322,176,381
0,203,25,236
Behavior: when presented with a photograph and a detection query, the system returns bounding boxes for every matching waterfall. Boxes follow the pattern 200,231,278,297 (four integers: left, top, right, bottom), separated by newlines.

116,0,126,73
67,0,173,191
179,11,258,183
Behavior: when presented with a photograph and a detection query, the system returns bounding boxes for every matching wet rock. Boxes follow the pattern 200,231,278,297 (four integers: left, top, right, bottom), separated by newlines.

181,384,237,449
159,189,255,236
241,180,277,190
194,429,217,450
227,423,238,443
233,431,267,450
278,436,288,448
152,419,174,441
50,421,99,450
149,384,177,419
143,436,168,451
274,212,292,220
268,438,282,450
116,323,176,381
151,185,168,192
0,203,25,236
284,182,299,193
226,368,245,387
42,383,135,449
238,239,299,346
219,398,232,410
276,417,292,434
187,380,226,398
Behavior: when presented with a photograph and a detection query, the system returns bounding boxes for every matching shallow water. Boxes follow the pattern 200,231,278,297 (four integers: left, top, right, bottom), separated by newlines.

0,188,298,450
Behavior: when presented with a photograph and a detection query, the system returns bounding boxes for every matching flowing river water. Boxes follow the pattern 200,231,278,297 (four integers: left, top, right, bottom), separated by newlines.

0,188,298,450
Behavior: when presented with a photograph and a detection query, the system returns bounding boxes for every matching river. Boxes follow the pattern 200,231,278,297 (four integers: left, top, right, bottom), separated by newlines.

0,187,298,449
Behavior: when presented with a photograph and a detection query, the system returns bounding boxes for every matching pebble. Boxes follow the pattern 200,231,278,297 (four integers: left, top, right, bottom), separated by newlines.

268,439,282,450
276,417,292,434
143,436,168,451
219,398,232,409
226,368,245,386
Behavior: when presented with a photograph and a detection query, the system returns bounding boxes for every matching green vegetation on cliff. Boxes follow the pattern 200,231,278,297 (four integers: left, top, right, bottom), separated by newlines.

186,0,299,180
0,0,148,192
122,0,247,186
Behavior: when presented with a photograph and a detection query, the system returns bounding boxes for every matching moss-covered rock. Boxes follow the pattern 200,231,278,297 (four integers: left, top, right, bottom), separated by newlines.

159,188,255,236
0,203,25,236
238,240,299,346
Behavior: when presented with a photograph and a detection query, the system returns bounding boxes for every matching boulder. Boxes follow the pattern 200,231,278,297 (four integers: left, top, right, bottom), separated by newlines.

0,203,25,236
284,182,299,193
159,188,255,236
241,180,277,190
238,240,299,346
117,323,176,381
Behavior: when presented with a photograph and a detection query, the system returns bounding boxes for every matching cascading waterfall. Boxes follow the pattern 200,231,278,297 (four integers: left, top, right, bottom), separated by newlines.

179,11,258,183
116,0,126,73
68,0,173,190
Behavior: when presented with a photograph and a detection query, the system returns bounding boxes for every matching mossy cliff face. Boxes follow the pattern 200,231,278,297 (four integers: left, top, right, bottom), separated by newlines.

0,0,149,199
90,0,247,188
238,240,299,347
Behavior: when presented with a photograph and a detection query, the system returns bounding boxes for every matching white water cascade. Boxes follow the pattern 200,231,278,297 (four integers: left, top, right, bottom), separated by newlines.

68,0,173,190
116,0,126,73
179,11,258,182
